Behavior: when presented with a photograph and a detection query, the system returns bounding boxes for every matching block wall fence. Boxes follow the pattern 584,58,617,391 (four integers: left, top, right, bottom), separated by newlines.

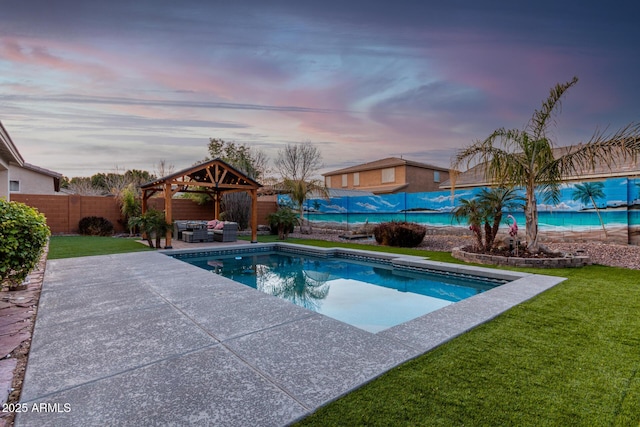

11,194,278,235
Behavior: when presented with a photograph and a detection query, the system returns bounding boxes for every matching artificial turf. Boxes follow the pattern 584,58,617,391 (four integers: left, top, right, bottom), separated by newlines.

295,264,640,426
47,235,154,259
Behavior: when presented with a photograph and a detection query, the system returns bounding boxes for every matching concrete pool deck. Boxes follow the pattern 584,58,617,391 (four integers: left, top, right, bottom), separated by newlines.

16,243,565,426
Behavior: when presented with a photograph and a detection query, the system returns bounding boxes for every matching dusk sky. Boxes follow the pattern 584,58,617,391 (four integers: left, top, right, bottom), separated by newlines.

2,1,639,178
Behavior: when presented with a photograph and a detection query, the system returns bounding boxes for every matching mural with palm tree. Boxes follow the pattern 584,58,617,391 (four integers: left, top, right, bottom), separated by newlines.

572,181,607,236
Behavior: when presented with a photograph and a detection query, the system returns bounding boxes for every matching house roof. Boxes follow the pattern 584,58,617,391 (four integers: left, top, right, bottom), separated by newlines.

323,157,449,176
440,146,640,189
22,162,63,179
360,183,409,194
0,121,24,166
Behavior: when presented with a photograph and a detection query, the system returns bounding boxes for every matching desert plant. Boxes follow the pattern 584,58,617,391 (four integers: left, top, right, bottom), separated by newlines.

0,199,50,290
373,221,426,247
78,216,114,236
267,207,299,240
128,209,171,248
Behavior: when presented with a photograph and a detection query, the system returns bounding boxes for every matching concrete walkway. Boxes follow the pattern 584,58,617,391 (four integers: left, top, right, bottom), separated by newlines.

16,245,564,426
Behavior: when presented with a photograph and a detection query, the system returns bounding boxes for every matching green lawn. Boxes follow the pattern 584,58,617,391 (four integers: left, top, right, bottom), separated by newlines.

47,235,154,259
48,235,640,425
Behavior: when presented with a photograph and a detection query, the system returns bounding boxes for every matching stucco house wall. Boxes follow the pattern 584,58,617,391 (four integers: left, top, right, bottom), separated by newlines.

405,165,446,192
9,163,62,195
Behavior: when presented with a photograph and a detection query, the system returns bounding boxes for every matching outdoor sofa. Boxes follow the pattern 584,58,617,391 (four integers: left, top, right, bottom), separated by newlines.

173,220,238,243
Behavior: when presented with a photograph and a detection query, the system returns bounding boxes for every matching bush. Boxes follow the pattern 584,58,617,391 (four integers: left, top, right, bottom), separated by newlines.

267,207,299,240
0,199,50,290
373,221,426,247
78,216,114,236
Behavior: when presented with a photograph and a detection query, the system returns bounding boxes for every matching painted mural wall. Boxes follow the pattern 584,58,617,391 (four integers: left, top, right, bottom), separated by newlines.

278,177,640,245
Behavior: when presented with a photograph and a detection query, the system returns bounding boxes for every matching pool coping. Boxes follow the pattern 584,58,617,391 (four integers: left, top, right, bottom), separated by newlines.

16,243,565,426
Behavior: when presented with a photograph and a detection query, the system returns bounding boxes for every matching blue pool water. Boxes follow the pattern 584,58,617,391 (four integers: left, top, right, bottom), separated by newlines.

175,250,505,333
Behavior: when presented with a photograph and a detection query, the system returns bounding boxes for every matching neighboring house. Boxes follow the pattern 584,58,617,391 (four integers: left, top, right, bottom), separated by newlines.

440,146,640,189
323,157,450,194
0,121,62,200
0,122,24,201
9,162,62,195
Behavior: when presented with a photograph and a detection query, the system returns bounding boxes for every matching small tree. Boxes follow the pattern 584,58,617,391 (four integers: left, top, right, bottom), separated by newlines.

274,143,328,233
0,199,50,290
119,184,141,236
187,138,268,223
128,209,171,249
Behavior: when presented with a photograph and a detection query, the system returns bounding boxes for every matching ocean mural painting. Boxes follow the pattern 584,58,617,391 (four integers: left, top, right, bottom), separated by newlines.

278,177,640,245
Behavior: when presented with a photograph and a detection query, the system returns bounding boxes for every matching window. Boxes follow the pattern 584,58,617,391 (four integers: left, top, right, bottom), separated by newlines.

341,174,348,187
381,168,395,184
9,180,20,192
353,172,360,186
434,171,440,183
325,176,330,187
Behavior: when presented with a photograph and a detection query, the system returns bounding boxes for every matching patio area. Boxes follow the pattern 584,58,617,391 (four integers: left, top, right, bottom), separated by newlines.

16,243,563,426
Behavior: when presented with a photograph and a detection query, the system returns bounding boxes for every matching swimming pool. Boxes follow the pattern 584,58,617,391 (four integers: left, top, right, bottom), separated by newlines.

170,244,512,333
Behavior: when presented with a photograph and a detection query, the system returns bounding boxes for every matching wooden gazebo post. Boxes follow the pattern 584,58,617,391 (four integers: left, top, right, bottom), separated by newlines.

214,192,221,220
250,189,258,243
164,182,173,248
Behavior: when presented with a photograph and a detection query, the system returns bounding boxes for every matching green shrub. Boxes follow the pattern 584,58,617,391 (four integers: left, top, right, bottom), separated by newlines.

373,221,426,247
78,216,114,236
0,199,50,290
267,207,299,240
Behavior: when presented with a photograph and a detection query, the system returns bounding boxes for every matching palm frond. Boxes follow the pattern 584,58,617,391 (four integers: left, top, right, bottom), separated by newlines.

556,122,640,178
527,76,579,141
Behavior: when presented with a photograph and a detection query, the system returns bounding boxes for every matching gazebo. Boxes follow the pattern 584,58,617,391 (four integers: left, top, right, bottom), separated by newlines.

140,158,262,248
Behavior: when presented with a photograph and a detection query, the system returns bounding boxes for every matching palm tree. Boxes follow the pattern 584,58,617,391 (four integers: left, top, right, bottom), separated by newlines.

572,181,607,236
128,209,171,248
452,187,524,252
453,76,640,252
282,178,328,233
477,187,525,250
452,198,485,250
267,207,300,240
